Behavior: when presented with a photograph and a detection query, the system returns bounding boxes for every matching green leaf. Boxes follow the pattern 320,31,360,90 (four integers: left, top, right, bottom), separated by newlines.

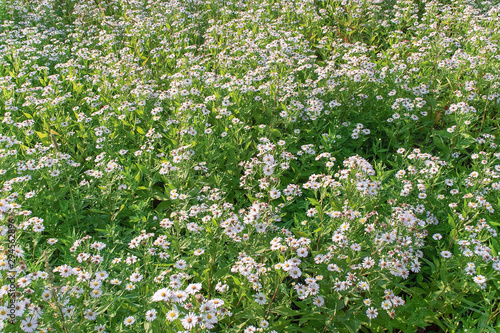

308,197,319,206
237,309,260,319
155,201,170,212
455,133,476,150
298,314,324,326
491,238,499,256
272,306,301,317
136,163,148,174
134,171,141,183
230,275,241,286
35,131,51,145
270,128,282,137
448,214,455,228
153,191,168,201
294,231,310,238
433,135,449,154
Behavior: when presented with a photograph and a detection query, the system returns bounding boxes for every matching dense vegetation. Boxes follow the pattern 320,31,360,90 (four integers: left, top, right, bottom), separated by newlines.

1,0,499,331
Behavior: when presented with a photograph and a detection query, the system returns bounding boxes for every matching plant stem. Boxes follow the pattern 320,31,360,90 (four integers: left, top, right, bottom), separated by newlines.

226,292,245,328
208,237,218,297
265,275,284,320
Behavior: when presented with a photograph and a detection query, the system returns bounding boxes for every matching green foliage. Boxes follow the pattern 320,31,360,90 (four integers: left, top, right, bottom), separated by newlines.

1,0,500,332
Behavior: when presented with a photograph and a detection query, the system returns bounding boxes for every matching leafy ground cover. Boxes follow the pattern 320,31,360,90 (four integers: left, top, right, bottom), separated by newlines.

0,0,499,331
